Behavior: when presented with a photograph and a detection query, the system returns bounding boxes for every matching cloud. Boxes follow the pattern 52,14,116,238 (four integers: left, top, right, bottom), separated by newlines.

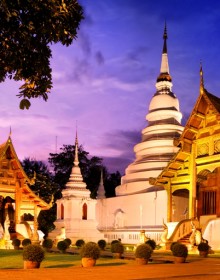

100,129,142,174
102,156,132,175
78,29,92,56
95,51,105,65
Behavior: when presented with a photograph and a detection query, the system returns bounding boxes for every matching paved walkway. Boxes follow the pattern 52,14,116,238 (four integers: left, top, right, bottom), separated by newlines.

0,254,220,280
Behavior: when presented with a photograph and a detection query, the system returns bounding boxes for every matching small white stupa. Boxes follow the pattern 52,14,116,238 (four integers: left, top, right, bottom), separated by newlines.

54,131,103,243
96,169,106,200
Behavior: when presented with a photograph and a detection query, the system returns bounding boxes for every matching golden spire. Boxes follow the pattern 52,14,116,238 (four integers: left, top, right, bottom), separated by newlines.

200,61,204,95
74,122,79,166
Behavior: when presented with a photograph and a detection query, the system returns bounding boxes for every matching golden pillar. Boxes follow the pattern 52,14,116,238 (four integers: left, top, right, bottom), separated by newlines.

15,179,24,224
166,182,172,222
189,143,197,219
32,204,40,243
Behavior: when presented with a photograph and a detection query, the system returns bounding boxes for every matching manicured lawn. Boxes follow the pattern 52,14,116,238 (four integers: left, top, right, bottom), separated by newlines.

1,248,219,269
0,249,133,269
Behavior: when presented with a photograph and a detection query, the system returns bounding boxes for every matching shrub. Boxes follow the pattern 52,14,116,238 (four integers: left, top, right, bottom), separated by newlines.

145,239,156,250
57,240,68,253
135,244,152,259
198,242,209,251
171,242,188,258
111,242,124,254
170,241,178,251
22,238,31,247
111,240,119,245
80,242,100,260
12,238,21,247
42,239,53,250
75,239,85,248
97,239,106,250
64,238,72,248
23,244,45,263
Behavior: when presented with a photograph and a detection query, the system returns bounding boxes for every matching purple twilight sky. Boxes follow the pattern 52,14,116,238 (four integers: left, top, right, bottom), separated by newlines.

0,0,220,174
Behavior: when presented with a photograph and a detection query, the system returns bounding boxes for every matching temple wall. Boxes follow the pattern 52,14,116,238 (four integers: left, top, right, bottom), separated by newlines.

96,190,167,231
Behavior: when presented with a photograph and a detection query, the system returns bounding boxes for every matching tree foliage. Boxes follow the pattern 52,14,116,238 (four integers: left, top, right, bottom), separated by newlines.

49,144,121,198
21,158,60,235
22,158,61,203
0,0,83,109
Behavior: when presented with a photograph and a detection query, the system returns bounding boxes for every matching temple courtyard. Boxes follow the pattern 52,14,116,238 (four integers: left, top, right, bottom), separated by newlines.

0,254,220,280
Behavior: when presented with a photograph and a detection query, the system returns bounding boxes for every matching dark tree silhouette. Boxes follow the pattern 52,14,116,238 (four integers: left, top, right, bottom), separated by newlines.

0,0,83,109
49,144,121,198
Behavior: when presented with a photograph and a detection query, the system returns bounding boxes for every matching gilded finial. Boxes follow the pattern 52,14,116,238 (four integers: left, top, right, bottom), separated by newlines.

74,121,79,166
75,120,78,145
200,61,204,94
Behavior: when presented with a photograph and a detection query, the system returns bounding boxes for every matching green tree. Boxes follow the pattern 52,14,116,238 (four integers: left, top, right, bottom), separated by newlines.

48,144,121,198
37,204,57,236
104,171,121,198
0,0,83,109
21,158,60,235
22,158,61,203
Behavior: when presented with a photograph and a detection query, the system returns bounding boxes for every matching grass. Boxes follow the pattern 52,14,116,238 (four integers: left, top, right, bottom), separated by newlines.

0,249,133,269
1,248,219,269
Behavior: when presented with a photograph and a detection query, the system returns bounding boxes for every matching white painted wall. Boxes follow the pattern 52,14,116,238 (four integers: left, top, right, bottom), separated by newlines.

96,190,167,230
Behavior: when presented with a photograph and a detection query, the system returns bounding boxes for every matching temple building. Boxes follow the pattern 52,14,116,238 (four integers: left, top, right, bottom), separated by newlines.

53,25,220,250
150,66,220,249
53,25,187,245
0,136,51,247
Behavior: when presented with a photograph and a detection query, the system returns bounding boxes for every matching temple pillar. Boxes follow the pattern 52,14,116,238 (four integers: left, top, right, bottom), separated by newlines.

189,143,197,219
166,182,172,222
15,179,24,224
32,204,40,243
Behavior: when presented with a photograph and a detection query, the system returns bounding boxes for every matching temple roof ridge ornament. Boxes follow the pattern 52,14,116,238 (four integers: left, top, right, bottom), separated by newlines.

200,62,205,95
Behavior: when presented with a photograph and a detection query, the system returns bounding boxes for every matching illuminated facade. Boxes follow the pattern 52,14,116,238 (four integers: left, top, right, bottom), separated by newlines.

53,26,220,250
151,68,220,249
0,136,50,246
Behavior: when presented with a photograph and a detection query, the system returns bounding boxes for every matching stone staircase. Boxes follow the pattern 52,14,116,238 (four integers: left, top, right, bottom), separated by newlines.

178,232,192,245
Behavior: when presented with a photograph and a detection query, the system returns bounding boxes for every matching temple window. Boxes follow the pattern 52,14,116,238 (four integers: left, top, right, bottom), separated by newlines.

82,203,87,220
202,191,216,215
61,204,64,220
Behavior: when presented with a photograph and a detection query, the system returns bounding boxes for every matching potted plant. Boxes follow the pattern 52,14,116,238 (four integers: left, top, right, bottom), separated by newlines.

145,239,157,250
75,239,85,249
64,238,72,248
12,238,21,250
42,238,53,252
23,244,45,269
80,242,100,267
135,243,153,265
198,242,210,257
57,240,68,253
97,239,106,250
22,238,31,247
171,242,188,263
111,241,124,259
